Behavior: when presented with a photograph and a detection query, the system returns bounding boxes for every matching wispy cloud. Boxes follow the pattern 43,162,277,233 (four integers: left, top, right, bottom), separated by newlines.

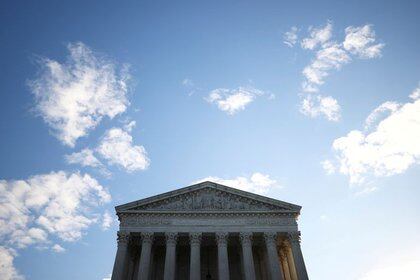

301,21,333,50
325,86,420,185
343,25,384,59
181,78,198,96
65,148,103,168
182,78,194,87
300,95,341,122
302,43,351,93
29,42,130,147
205,86,264,115
286,21,384,121
195,172,280,195
321,160,336,175
283,26,299,47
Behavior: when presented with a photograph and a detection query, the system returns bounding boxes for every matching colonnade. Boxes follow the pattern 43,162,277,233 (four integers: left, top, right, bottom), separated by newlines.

111,231,308,280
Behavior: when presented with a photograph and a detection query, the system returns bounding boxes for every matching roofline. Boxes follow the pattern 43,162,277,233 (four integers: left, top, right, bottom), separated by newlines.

115,181,302,212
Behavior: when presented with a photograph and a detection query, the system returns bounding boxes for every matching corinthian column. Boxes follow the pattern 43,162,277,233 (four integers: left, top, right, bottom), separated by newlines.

163,232,178,280
264,232,284,280
137,232,154,280
287,232,308,280
111,231,130,280
216,232,230,280
283,241,297,280
279,249,291,280
239,232,256,280
189,232,202,280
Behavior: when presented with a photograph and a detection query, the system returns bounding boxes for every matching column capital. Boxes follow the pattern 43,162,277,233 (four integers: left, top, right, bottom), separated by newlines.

215,232,229,246
165,232,178,246
189,232,202,246
287,231,301,244
239,232,253,246
117,231,130,245
141,232,154,244
263,232,278,245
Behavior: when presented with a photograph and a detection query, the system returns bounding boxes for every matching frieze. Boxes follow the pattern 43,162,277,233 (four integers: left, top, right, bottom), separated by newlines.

120,214,296,228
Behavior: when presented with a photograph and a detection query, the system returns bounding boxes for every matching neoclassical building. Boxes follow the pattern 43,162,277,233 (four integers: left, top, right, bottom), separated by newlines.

111,181,309,280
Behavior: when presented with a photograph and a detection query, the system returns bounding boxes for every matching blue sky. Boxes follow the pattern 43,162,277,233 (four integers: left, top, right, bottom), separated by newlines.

0,0,419,279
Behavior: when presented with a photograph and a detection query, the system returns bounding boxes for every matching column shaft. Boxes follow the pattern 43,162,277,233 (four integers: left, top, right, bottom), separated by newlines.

240,232,256,280
288,232,308,280
285,246,298,280
264,232,284,280
111,232,130,280
163,232,178,280
216,232,230,280
137,232,154,280
280,250,291,280
189,233,202,280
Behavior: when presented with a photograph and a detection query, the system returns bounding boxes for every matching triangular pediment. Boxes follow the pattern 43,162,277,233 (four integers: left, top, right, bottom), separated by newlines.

116,181,301,213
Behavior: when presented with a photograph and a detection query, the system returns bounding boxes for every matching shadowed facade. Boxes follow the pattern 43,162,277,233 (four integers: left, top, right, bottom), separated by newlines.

111,181,309,280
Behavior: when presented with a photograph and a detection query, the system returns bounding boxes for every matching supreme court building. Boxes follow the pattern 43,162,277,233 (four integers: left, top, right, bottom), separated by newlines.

111,181,309,280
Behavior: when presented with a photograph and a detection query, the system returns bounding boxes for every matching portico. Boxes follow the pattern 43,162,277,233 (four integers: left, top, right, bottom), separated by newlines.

111,181,308,280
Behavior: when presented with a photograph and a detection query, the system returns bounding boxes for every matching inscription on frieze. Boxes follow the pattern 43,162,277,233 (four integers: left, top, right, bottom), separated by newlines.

120,215,296,227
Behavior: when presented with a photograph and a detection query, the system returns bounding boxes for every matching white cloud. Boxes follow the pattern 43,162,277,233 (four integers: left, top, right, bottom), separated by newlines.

0,171,111,249
29,42,130,147
359,259,420,280
101,211,113,230
52,244,65,253
343,25,384,59
65,148,103,168
301,22,333,50
97,125,149,172
301,95,341,121
326,86,420,184
302,43,351,92
102,274,111,280
283,26,298,47
0,247,23,280
195,172,280,195
205,87,264,115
